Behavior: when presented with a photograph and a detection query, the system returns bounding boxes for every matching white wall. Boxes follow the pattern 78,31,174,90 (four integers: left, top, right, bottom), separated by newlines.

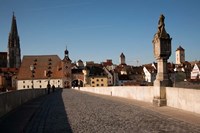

166,87,200,114
74,86,154,103
74,86,200,114
17,79,63,90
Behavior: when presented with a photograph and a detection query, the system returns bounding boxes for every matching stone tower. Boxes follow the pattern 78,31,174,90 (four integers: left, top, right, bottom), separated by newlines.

61,47,72,88
7,13,21,68
176,46,185,64
152,14,172,106
120,52,126,65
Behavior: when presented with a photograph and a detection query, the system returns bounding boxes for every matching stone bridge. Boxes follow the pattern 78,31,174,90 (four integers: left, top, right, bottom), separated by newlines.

0,88,200,133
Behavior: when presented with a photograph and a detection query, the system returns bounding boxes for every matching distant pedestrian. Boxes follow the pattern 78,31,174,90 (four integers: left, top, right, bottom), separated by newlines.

47,83,51,94
52,85,55,92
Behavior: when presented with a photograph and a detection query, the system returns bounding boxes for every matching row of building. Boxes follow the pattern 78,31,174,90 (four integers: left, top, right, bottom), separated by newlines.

0,14,200,92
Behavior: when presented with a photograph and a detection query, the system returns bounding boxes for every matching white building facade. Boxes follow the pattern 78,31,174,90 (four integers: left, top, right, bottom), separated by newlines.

191,64,200,79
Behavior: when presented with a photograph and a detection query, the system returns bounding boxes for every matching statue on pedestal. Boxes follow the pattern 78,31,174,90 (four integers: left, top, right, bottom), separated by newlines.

152,14,172,106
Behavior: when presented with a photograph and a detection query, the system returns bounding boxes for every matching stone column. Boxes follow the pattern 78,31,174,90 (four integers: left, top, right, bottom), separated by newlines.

152,14,172,106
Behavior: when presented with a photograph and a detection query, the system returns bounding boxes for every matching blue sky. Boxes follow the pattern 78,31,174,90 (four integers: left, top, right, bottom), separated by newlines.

0,0,199,65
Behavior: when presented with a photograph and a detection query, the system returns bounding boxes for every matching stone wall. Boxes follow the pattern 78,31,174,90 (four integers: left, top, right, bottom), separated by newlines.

73,86,154,103
166,87,200,114
75,86,200,114
0,89,46,118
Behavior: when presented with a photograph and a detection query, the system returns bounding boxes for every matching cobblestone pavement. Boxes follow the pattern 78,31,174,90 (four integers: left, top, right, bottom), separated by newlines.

1,89,200,133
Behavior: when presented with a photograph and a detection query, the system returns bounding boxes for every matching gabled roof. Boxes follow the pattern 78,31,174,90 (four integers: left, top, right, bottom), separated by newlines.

176,46,185,51
102,59,113,67
85,66,106,77
17,55,62,80
194,62,200,68
143,64,157,73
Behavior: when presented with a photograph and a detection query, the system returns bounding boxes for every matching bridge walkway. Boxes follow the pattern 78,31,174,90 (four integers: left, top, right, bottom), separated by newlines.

0,89,200,133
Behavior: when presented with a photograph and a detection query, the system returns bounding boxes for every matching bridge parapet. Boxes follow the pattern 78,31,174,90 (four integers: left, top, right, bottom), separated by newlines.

0,89,46,118
74,86,200,114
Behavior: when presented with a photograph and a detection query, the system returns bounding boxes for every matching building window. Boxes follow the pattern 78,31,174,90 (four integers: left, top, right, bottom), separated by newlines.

23,86,25,88
101,84,104,86
96,79,99,82
101,79,103,81
27,85,29,88
92,81,95,84
39,80,41,83
97,84,99,86
23,81,25,83
40,85,42,88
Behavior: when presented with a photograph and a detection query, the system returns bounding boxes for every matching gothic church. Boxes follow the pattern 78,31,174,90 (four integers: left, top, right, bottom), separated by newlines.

0,13,21,68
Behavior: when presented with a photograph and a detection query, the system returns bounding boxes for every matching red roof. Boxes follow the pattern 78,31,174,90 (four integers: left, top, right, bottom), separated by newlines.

17,55,63,80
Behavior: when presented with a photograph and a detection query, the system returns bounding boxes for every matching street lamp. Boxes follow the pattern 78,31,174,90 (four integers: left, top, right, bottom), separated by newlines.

30,65,34,89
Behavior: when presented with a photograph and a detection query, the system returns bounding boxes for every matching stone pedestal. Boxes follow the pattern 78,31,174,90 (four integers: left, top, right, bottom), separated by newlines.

153,82,167,106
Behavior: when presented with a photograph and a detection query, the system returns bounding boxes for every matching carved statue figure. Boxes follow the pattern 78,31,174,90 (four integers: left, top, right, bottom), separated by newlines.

158,14,165,33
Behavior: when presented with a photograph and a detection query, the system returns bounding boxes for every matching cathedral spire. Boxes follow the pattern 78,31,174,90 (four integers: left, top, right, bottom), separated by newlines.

10,12,19,39
7,12,21,68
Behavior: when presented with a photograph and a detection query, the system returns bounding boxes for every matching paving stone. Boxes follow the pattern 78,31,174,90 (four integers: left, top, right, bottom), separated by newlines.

1,89,200,133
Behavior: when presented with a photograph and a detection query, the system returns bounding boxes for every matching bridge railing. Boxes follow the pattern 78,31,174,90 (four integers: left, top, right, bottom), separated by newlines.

0,89,46,118
73,86,200,114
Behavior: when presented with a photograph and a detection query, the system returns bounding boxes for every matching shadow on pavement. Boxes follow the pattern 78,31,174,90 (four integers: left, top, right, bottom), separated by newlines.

0,89,72,133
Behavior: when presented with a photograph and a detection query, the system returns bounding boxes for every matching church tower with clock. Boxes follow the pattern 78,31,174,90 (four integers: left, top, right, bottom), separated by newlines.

61,47,72,88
